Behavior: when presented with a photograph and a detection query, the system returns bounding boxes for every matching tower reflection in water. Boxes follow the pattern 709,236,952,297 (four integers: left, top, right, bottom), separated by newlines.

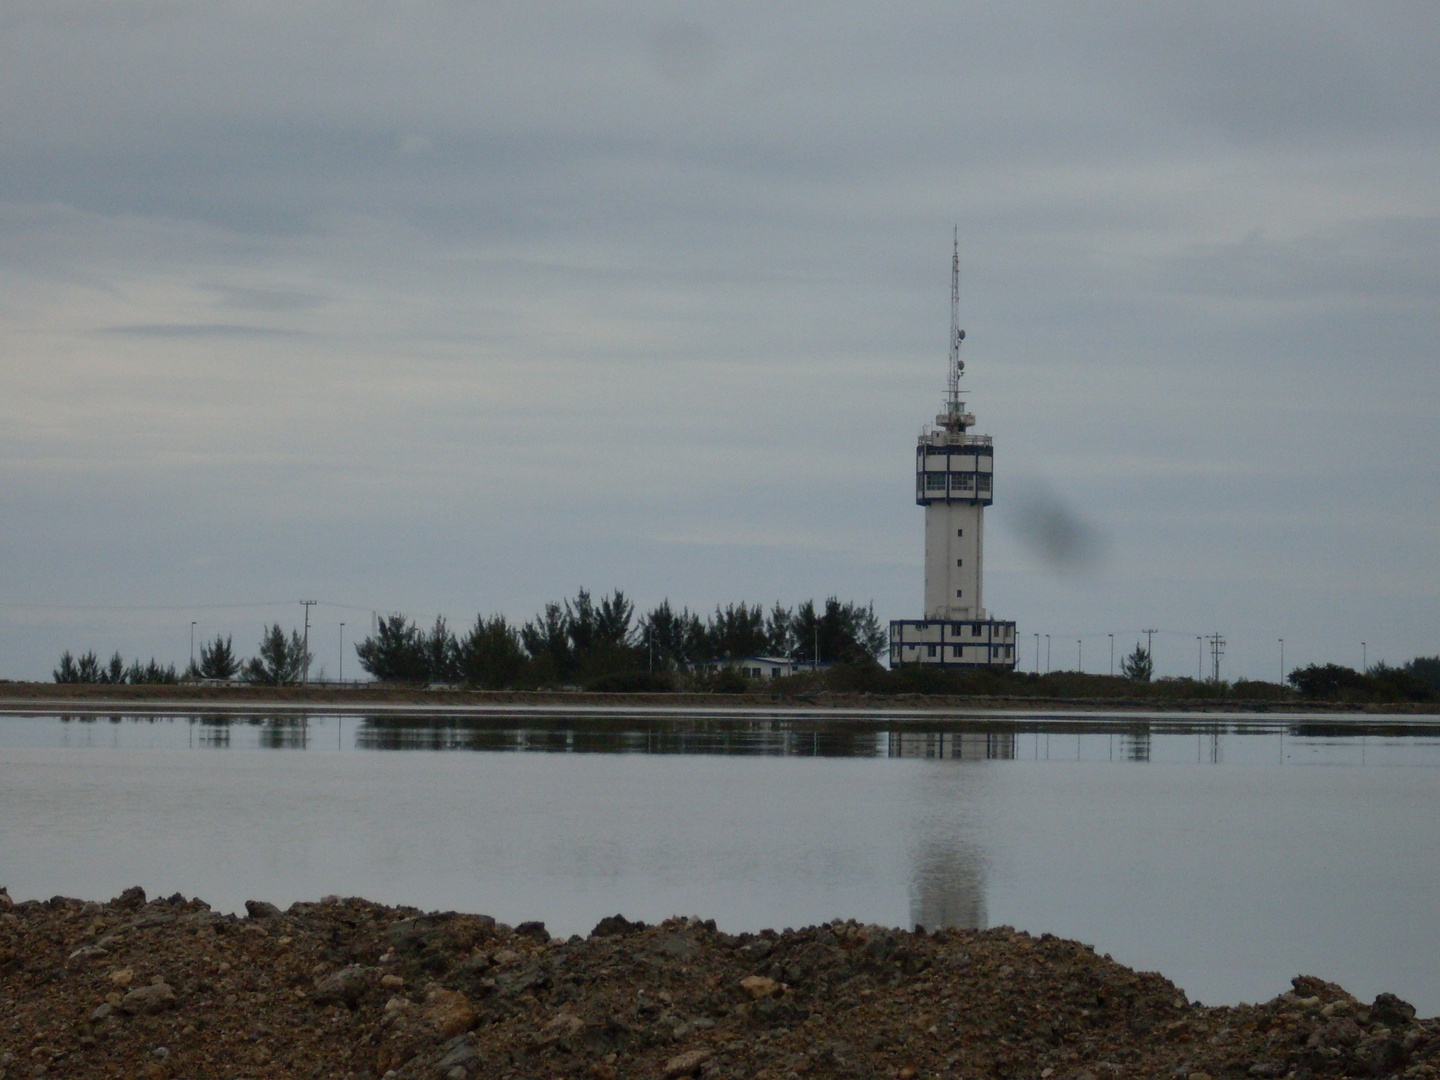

887,730,1013,933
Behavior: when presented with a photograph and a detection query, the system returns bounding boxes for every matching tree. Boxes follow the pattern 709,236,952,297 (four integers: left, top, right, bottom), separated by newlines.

638,600,706,670
456,614,527,689
1405,656,1440,694
354,615,428,682
423,616,459,684
244,625,310,686
196,635,240,680
1120,645,1152,682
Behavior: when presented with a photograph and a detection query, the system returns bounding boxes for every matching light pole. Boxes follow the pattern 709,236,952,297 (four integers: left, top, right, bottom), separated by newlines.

189,621,197,673
1077,639,1082,672
339,623,345,684
1034,633,1040,674
1109,633,1114,676
1362,642,1367,672
1045,634,1051,673
1197,636,1203,680
1278,638,1284,685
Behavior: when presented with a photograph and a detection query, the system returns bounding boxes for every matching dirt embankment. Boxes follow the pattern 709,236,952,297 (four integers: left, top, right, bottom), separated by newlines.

2,681,1434,714
0,887,1434,1080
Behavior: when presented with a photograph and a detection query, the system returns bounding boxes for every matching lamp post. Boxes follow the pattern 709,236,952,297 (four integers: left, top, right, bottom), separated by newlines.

1279,638,1284,685
339,623,345,684
1108,633,1114,676
1044,635,1051,674
1197,636,1203,680
190,621,197,673
1362,642,1367,672
1034,633,1040,674
1077,639,1083,672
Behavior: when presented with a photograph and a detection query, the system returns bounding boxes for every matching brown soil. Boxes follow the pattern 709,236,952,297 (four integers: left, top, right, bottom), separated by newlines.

1,888,1433,1080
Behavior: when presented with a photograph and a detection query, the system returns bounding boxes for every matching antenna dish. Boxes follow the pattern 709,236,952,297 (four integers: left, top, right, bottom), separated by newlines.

957,329,965,341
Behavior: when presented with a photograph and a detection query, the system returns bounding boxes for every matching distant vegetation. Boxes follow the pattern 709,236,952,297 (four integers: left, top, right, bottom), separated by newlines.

52,651,179,685
354,589,886,691
46,607,1440,704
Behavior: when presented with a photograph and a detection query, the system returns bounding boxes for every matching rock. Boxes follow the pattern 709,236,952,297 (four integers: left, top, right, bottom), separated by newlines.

662,1048,713,1078
110,886,146,911
422,987,476,1039
380,973,405,989
119,982,177,1015
244,900,282,921
109,968,134,987
650,932,699,959
67,945,109,964
312,965,372,1006
515,920,549,943
591,913,647,938
533,1013,585,1047
129,911,177,930
1371,992,1417,1028
0,887,11,910
740,975,782,999
490,948,520,967
90,1003,113,1021
435,1038,478,1071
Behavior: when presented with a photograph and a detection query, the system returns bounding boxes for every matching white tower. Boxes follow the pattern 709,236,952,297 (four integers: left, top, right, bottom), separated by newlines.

890,232,1016,670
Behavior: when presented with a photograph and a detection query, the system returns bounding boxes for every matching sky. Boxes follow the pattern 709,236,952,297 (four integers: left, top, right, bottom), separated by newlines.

2,2,1436,683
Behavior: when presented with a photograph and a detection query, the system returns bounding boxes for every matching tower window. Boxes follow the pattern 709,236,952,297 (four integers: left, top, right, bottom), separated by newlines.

978,475,992,492
952,474,974,491
927,645,937,657
956,529,963,537
925,474,946,490
955,590,962,598
955,558,963,567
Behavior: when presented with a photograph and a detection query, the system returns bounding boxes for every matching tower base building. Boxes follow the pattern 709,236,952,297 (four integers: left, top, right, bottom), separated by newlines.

890,234,1017,671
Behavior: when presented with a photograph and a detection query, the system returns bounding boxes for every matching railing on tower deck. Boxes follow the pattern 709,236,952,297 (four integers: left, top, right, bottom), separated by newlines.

920,431,993,447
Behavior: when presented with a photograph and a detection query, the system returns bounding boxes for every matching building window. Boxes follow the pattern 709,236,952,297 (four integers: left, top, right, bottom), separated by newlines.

972,624,982,637
955,590,962,598
927,645,937,657
955,558,963,567
925,473,946,490
978,474,992,492
953,474,974,491
956,529,963,537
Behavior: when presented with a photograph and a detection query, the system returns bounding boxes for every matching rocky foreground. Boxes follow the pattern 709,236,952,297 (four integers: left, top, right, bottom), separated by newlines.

0,888,1434,1080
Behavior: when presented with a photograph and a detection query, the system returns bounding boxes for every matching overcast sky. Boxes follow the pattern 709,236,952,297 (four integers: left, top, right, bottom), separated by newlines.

2,2,1436,682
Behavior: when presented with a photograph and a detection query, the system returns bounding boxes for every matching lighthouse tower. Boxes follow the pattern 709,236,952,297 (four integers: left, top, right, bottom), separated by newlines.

890,233,1017,670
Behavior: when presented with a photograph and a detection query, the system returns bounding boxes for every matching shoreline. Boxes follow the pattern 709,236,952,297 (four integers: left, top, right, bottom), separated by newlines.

1,681,1436,716
0,887,1433,1080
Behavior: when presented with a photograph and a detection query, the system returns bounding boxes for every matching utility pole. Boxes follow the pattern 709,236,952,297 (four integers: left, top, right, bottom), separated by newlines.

1077,639,1082,672
300,600,317,684
1140,628,1158,667
1362,642,1367,672
1278,638,1284,685
1207,633,1226,683
339,623,345,684
1034,633,1040,674
1109,633,1114,676
1197,636,1203,680
190,621,197,673
1045,634,1051,673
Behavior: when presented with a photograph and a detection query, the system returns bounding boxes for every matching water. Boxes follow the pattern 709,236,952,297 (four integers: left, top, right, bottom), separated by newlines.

1,707,1437,1014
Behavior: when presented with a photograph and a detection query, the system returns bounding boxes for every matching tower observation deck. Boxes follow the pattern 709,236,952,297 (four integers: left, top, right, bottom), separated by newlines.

890,232,1017,670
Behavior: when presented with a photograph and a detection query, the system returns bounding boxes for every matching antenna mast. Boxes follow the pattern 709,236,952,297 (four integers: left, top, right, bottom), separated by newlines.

945,225,966,428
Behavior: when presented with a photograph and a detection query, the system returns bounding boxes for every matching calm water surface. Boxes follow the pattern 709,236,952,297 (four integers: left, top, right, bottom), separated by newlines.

1,708,1437,1014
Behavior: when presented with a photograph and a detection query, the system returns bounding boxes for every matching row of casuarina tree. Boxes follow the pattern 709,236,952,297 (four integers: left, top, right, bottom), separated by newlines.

355,590,887,689
51,590,887,690
54,626,311,687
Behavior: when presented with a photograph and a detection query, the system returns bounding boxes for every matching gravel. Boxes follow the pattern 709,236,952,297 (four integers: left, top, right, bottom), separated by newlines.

0,885,1434,1080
